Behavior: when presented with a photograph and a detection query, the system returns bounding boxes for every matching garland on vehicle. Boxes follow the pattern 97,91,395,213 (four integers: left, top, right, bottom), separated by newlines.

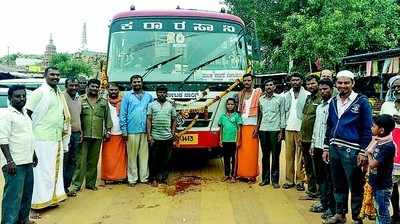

175,76,243,138
100,60,252,142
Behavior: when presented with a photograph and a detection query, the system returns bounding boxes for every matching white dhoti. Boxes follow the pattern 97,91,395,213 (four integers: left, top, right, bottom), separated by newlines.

31,140,67,209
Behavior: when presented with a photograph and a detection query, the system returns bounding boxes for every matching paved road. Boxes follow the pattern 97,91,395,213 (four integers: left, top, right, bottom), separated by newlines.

1,147,375,224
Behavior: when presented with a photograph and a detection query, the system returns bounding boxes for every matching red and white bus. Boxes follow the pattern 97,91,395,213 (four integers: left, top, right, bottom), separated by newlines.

106,8,254,150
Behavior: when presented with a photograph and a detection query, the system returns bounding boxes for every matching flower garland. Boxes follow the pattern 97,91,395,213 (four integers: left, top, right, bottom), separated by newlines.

175,77,243,138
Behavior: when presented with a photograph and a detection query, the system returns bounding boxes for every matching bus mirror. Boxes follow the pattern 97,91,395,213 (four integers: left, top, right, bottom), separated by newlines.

244,20,261,61
252,39,261,61
238,41,243,49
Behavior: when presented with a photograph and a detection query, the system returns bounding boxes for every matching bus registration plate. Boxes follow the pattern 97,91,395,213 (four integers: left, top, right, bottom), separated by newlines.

179,134,198,145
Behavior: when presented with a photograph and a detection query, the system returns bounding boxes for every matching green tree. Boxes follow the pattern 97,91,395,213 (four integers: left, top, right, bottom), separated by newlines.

225,0,400,73
49,53,93,78
49,53,71,66
0,53,20,65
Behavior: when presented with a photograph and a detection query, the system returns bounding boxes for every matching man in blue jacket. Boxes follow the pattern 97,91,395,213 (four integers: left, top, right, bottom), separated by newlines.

120,75,153,186
322,70,372,224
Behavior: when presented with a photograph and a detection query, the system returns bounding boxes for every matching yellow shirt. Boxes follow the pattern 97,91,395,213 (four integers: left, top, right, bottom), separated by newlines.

25,83,64,141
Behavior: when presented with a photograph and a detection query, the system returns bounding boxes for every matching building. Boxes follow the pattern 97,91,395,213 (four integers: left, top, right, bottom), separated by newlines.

43,34,57,67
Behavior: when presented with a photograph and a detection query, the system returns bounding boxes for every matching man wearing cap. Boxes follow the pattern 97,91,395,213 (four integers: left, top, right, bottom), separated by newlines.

320,69,339,96
323,70,372,224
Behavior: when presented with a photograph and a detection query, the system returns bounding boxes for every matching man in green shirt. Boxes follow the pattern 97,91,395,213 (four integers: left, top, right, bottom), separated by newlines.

300,74,322,198
147,85,177,186
69,79,112,194
257,79,285,188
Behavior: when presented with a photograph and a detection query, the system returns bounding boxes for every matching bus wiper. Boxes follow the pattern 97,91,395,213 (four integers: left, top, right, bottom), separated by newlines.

142,54,183,79
178,54,225,89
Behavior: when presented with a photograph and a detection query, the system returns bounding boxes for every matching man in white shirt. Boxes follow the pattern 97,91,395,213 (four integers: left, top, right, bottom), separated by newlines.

282,73,310,191
0,85,37,224
309,79,336,219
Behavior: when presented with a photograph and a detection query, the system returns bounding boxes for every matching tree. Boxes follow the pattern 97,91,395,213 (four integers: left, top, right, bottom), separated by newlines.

49,53,93,78
0,53,20,65
224,0,400,73
49,53,71,66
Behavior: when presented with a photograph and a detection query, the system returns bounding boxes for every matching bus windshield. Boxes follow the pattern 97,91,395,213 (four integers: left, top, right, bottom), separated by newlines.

107,18,247,83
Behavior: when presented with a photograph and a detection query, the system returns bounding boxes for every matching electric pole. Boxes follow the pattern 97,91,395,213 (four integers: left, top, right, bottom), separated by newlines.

7,46,10,66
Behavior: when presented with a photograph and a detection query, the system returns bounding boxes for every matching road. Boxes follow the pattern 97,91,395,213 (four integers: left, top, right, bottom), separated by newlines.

1,147,375,224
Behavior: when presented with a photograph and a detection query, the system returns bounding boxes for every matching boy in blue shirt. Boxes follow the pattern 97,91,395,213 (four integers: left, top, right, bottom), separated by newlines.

218,98,242,182
366,114,396,224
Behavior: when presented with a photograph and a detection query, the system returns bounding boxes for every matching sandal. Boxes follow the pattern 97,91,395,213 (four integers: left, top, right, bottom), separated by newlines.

67,191,77,197
85,186,98,191
30,210,41,220
309,203,325,213
299,194,318,200
282,183,295,189
295,183,305,191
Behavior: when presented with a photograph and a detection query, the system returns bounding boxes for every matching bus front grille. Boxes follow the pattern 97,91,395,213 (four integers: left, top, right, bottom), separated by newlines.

176,112,213,128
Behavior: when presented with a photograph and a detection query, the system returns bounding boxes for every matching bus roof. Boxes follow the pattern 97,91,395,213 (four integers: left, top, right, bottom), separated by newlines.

112,9,245,26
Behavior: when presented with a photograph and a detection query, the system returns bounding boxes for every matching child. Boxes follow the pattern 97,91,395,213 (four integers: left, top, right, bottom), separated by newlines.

218,98,242,182
366,114,396,224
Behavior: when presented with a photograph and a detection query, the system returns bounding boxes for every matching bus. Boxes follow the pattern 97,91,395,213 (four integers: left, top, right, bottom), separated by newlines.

106,8,255,150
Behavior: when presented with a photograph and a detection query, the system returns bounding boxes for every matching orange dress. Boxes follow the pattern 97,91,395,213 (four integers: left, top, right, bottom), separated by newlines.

235,88,261,180
101,135,127,181
101,99,127,181
235,125,259,179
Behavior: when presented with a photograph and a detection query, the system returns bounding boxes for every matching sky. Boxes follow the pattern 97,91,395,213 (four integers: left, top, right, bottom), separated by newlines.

0,0,226,57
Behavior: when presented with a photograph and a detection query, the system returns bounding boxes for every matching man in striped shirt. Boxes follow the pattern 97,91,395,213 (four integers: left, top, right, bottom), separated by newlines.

147,85,177,187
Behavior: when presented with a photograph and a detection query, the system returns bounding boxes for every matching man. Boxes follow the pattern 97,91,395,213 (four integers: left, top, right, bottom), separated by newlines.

323,70,372,224
63,78,81,195
120,75,153,186
77,75,87,96
310,79,336,219
236,73,262,182
300,74,321,197
26,67,69,211
68,79,112,194
282,73,310,191
101,83,127,183
0,85,37,224
147,84,177,186
320,69,339,96
257,79,285,188
321,69,334,80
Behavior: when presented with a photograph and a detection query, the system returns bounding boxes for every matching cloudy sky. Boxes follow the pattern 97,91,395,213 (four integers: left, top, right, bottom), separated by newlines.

0,0,226,56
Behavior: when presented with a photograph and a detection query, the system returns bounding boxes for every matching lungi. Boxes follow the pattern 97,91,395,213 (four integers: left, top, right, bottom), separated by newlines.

235,125,259,179
31,141,66,209
101,135,127,181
